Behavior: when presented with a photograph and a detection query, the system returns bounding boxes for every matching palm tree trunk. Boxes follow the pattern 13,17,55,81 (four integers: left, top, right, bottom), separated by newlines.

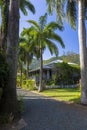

26,62,29,79
20,62,23,87
26,54,29,79
38,47,43,92
78,0,87,104
2,0,19,116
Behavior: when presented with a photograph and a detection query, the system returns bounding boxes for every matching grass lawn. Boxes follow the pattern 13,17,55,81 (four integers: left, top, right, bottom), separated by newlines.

39,88,81,104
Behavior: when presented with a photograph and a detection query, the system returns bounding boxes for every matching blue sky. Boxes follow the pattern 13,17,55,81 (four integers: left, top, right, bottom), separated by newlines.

20,0,79,60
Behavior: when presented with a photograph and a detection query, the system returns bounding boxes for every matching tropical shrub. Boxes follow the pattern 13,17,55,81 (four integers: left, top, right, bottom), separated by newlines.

22,79,36,90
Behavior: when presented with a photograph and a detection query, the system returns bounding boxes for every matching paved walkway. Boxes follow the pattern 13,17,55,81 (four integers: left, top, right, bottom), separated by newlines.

18,89,87,130
1,89,87,130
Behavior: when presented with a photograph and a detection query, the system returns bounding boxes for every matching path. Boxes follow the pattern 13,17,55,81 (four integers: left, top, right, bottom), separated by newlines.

1,89,87,130
18,89,87,130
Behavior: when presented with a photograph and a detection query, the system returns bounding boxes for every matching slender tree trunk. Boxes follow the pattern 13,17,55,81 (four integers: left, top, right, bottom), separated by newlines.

38,47,43,92
26,54,29,79
78,0,87,104
27,61,29,79
1,0,19,116
20,62,23,87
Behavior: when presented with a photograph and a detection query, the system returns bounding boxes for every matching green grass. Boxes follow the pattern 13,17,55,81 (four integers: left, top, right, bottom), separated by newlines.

40,88,81,104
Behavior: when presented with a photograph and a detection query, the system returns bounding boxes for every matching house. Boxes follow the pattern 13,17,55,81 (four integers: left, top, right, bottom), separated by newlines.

29,64,52,82
29,59,78,83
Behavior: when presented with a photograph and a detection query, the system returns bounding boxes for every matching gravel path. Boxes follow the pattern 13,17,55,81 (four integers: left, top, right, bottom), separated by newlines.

17,89,87,130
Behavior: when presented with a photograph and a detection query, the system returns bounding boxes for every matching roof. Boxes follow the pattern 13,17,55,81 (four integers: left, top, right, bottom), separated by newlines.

29,65,51,72
29,59,78,73
45,60,63,66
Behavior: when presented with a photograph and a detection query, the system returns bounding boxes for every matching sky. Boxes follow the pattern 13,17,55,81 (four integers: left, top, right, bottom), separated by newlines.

1,0,79,60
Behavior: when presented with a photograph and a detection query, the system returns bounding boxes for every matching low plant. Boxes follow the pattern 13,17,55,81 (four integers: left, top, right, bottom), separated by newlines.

22,79,36,90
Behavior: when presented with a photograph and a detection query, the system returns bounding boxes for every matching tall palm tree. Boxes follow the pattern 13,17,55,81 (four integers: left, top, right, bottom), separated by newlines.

19,28,41,79
78,0,87,104
19,35,34,79
0,0,19,116
26,13,65,92
0,0,35,50
46,0,87,104
0,0,35,115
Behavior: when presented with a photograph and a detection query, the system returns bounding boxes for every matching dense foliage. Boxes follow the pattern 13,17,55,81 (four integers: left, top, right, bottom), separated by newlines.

22,79,36,90
48,62,80,85
17,74,36,90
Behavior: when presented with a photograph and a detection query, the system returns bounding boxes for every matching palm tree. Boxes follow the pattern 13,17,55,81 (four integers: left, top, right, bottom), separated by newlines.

19,28,41,79
0,0,35,116
18,44,26,87
0,0,19,116
46,0,87,104
26,13,65,92
0,0,35,50
19,35,34,79
78,1,87,104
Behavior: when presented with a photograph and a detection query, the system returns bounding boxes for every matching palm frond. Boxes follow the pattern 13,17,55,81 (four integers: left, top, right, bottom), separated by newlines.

20,2,27,15
19,0,35,15
27,20,41,31
21,26,36,36
47,32,65,48
84,1,87,20
44,22,63,31
66,0,77,30
55,0,65,26
45,39,59,56
39,13,47,30
46,0,55,15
